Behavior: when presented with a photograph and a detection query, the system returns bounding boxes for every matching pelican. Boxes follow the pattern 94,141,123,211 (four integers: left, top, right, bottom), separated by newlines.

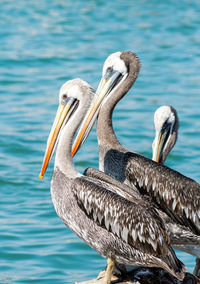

152,105,200,277
152,105,179,164
39,78,185,283
72,51,200,273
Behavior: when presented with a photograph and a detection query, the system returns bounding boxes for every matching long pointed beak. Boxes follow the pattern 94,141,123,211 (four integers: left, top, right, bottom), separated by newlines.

39,98,76,180
152,129,169,163
72,70,123,156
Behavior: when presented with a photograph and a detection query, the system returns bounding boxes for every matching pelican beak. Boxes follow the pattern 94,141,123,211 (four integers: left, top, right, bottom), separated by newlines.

39,97,77,180
72,70,124,156
152,126,170,163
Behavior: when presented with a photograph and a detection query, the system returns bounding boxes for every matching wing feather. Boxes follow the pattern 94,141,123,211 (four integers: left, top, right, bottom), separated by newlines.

84,167,141,202
73,176,169,257
125,152,200,234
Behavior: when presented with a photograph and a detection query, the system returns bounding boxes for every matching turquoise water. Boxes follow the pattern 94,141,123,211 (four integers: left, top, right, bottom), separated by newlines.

1,0,200,283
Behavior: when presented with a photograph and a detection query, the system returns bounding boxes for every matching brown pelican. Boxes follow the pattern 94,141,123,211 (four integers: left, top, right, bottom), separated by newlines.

39,78,185,283
152,105,200,277
152,105,179,164
72,51,200,270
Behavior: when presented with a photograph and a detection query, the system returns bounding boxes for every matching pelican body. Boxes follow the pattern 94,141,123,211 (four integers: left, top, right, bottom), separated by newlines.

73,51,200,235
152,105,200,276
40,79,185,283
72,52,200,275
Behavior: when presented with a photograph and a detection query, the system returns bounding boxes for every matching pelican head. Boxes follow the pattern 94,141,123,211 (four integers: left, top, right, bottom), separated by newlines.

152,105,179,164
72,51,140,155
39,78,94,179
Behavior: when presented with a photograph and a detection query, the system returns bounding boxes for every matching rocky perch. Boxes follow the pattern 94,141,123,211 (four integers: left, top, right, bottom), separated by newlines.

76,266,200,284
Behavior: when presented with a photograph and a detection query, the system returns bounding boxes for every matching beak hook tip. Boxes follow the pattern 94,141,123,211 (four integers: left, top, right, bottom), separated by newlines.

39,173,44,180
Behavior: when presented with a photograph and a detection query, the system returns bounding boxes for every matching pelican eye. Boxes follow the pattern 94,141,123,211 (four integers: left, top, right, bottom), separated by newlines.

107,66,113,73
105,66,114,80
61,94,68,105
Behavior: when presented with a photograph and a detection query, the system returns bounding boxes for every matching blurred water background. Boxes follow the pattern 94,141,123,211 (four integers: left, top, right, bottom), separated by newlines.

1,0,200,283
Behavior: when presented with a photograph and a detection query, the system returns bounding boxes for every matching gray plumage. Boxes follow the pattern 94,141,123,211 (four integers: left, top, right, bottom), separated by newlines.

41,78,185,282
52,168,184,279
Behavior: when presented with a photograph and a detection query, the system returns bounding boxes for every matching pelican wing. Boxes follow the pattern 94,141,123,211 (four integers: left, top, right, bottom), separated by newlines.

84,167,141,202
125,152,200,234
73,175,168,257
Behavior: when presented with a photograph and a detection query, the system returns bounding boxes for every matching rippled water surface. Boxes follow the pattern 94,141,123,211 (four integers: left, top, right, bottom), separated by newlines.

1,0,200,283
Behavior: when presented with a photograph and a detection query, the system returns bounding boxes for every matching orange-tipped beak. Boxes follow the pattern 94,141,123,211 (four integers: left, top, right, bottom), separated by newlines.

39,102,72,180
72,70,124,156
